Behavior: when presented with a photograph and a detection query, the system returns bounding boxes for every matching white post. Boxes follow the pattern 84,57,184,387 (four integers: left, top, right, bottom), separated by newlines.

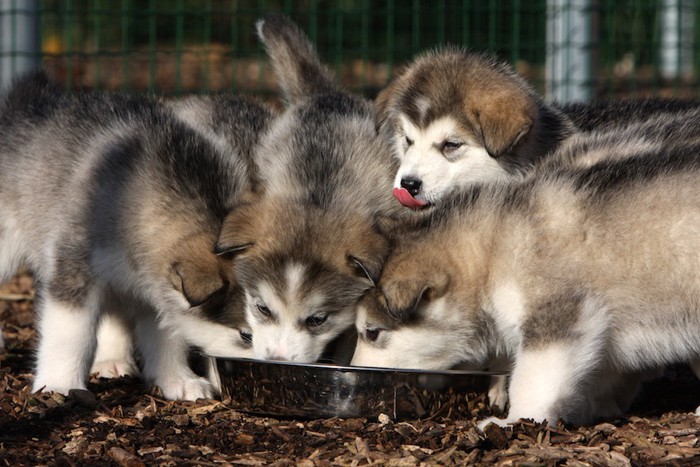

661,0,694,80
546,0,591,103
0,0,40,91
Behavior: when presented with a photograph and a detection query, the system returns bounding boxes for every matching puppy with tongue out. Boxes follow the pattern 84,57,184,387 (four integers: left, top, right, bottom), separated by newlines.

375,47,578,210
384,113,513,210
393,184,429,209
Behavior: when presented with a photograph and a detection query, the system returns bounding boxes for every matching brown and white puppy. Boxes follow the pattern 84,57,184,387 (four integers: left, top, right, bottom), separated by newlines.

376,47,700,210
214,15,399,363
375,47,575,209
375,49,566,410
352,128,700,427
0,73,273,399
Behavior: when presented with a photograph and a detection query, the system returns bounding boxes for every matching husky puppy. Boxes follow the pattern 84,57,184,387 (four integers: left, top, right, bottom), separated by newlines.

374,47,700,410
0,72,273,399
88,93,272,380
351,130,700,427
375,48,576,208
377,48,700,209
214,15,399,363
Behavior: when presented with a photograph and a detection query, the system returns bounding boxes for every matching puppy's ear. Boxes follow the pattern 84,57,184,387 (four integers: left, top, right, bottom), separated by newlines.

348,230,389,287
381,279,425,323
170,234,227,308
256,14,337,103
467,88,535,158
215,204,260,256
381,269,450,323
349,256,378,287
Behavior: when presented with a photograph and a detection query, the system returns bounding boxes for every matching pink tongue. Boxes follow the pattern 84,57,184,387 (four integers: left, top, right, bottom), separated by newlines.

393,187,429,209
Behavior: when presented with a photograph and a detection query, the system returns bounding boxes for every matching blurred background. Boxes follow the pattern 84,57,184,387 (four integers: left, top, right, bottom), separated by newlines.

0,0,698,102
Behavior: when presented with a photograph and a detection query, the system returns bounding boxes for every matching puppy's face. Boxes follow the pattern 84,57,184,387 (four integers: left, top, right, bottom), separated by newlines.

217,201,388,363
391,113,504,208
351,233,491,370
240,261,362,362
376,50,535,208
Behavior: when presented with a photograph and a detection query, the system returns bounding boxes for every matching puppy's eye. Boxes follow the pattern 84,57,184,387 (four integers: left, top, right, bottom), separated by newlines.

405,136,414,146
442,141,463,153
239,329,252,345
365,327,382,342
305,313,328,327
256,303,272,318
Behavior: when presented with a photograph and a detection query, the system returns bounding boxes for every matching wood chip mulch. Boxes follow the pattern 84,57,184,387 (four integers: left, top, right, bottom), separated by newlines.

1,274,699,466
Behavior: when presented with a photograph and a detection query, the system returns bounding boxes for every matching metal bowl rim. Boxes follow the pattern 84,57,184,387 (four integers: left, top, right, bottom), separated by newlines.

204,354,509,377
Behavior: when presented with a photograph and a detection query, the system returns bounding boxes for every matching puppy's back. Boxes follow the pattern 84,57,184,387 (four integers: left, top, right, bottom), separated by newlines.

0,70,62,119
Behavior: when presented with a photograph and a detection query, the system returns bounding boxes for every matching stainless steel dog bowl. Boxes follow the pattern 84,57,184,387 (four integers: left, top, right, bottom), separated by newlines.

208,356,504,420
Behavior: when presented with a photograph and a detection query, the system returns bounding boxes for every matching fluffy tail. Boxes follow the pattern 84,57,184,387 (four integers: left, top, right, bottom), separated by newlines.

256,14,338,103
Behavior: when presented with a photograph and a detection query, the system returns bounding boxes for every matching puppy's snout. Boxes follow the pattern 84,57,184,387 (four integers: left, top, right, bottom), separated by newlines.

400,177,422,197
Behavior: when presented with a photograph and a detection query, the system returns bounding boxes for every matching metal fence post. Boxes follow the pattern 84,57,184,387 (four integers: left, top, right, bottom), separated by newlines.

0,0,40,91
546,0,591,103
660,0,694,80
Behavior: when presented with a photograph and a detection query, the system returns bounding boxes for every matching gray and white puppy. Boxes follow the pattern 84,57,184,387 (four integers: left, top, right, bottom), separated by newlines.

0,73,273,399
214,15,399,363
90,93,274,380
352,128,700,427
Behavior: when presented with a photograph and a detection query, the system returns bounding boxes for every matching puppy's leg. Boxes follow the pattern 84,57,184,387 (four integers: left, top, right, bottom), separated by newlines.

487,376,508,413
33,290,101,394
487,356,511,412
202,353,221,395
135,312,216,401
91,310,139,378
482,343,595,428
478,295,607,429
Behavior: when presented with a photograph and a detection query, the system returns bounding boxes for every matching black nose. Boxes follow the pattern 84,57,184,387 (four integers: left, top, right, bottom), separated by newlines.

400,177,422,197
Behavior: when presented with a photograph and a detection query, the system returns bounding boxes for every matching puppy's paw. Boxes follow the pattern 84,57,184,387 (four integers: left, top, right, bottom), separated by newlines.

487,376,509,412
91,359,140,379
33,364,89,395
488,392,508,412
155,374,215,401
695,405,700,416
32,378,85,396
476,416,515,432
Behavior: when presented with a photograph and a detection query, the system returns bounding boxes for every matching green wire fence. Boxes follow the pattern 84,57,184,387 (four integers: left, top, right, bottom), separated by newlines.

1,0,700,100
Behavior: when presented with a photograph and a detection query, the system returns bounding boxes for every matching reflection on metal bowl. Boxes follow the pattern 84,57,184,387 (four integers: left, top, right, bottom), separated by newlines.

208,356,506,420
